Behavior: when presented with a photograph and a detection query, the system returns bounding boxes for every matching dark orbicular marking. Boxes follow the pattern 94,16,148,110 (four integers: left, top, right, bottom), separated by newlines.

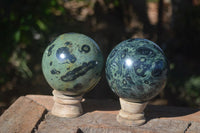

65,41,72,46
144,80,149,84
122,79,127,85
81,45,90,53
56,47,76,63
47,44,55,56
61,61,97,82
134,67,146,77
134,60,151,77
51,69,60,75
151,60,164,77
121,53,126,58
114,73,117,77
125,75,135,85
136,47,155,57
140,57,146,62
50,61,52,66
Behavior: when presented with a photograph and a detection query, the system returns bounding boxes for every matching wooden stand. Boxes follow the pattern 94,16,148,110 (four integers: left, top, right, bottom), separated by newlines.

51,90,83,118
117,98,148,126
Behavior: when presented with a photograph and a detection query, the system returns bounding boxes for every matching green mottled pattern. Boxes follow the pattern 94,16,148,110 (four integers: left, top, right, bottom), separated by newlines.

106,38,168,102
42,33,104,96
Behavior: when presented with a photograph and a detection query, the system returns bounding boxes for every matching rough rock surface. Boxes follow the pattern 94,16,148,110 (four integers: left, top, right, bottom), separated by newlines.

0,96,47,133
0,95,200,133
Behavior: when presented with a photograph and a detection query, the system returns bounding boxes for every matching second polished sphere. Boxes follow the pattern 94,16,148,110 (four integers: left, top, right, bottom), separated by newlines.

106,38,168,102
42,33,104,96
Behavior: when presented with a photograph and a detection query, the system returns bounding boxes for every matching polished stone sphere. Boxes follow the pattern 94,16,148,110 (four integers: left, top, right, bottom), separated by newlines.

42,33,104,96
106,38,168,102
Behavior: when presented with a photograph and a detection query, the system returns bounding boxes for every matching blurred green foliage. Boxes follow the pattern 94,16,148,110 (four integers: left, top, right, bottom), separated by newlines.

147,0,159,3
185,76,200,103
0,0,65,78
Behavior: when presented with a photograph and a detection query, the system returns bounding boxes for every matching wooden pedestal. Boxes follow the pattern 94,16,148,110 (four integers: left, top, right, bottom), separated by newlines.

117,98,148,126
52,90,83,118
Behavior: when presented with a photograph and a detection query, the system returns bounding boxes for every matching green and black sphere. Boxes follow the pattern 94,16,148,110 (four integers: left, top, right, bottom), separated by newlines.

42,33,104,96
106,38,169,102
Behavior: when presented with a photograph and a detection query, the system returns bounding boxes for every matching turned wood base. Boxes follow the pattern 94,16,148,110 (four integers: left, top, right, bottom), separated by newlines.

51,90,83,118
117,98,148,126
